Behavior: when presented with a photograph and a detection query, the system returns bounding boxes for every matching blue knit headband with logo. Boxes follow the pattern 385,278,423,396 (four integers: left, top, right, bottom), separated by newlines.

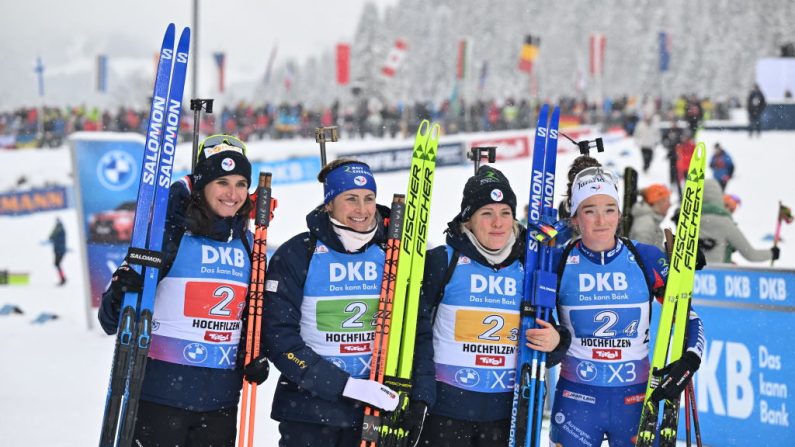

323,162,377,204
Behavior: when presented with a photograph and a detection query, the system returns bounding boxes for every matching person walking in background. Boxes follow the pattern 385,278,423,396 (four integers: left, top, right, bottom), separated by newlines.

747,84,767,137
633,114,659,173
262,159,434,446
419,166,570,446
629,184,671,251
709,142,735,191
699,178,778,264
98,135,270,446
49,217,66,285
675,130,696,188
662,117,683,197
550,158,704,447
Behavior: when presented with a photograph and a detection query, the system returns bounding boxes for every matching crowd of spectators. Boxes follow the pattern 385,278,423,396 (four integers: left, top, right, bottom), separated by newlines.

0,94,740,149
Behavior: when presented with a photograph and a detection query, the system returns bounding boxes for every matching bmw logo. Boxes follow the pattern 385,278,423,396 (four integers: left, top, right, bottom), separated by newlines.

97,150,137,191
576,361,598,382
353,175,367,186
328,357,347,372
454,368,480,387
221,157,235,171
490,188,504,201
183,343,208,364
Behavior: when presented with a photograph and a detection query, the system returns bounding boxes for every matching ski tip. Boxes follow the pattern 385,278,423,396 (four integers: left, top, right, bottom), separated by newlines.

694,141,707,159
416,120,431,136
429,122,442,140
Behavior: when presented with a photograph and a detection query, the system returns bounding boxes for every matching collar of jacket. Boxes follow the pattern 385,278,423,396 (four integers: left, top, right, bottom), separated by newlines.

444,215,526,269
305,203,390,253
576,237,625,265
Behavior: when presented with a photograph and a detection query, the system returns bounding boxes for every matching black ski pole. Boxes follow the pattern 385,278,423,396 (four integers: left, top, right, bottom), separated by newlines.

190,98,214,171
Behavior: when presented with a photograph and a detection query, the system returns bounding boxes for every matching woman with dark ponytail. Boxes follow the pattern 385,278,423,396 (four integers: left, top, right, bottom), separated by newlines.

98,134,270,446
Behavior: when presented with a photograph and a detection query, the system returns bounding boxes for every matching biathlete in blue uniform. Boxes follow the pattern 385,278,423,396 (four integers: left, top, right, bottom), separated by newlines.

99,135,270,446
549,156,706,447
263,159,435,447
418,166,571,446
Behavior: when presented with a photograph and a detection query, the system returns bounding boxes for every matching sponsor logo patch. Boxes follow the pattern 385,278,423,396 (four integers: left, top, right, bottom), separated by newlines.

204,331,232,343
592,348,622,360
475,354,505,367
265,280,279,292
562,389,596,404
567,255,580,265
340,343,371,353
625,393,646,405
221,157,235,171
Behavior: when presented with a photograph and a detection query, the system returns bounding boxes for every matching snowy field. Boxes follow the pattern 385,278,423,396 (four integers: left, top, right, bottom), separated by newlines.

1,128,792,446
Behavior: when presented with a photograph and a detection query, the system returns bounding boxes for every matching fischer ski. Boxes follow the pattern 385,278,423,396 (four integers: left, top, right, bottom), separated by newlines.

635,143,707,447
237,173,275,447
99,24,191,447
509,104,560,447
360,120,441,446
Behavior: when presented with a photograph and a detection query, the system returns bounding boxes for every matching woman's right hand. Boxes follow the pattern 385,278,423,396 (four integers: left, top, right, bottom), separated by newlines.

525,318,561,352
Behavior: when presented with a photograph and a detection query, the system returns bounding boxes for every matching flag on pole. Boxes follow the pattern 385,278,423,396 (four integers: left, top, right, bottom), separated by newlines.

478,60,489,91
284,61,296,91
264,43,278,84
518,35,540,73
97,54,108,93
214,52,226,92
381,39,408,78
456,39,468,80
589,33,606,76
34,56,45,97
336,43,350,85
779,203,793,224
659,32,671,72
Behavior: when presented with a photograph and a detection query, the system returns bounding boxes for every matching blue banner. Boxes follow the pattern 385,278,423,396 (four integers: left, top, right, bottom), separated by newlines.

0,186,69,216
173,156,320,187
71,133,146,307
648,267,795,446
339,142,466,173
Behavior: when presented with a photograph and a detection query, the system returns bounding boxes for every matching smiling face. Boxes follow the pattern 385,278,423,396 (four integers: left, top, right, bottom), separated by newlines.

571,194,620,251
325,189,377,232
465,203,514,250
203,174,249,218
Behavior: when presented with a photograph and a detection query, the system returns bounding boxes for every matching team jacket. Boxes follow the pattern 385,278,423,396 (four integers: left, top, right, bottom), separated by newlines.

98,178,252,412
555,238,705,388
423,217,570,422
263,206,436,428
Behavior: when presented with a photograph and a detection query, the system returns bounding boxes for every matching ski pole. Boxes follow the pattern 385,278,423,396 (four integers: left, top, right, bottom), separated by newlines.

238,172,274,447
687,381,703,447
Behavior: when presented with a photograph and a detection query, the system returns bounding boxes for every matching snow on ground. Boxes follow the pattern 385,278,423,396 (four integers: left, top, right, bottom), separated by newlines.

0,128,792,446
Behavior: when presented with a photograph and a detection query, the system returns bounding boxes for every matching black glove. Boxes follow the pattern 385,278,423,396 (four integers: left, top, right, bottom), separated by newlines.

771,246,781,261
243,354,270,385
695,244,707,271
402,400,428,447
110,265,143,298
651,351,701,402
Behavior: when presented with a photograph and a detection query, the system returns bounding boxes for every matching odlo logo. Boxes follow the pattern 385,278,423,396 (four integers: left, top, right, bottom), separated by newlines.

330,261,378,282
353,175,367,186
471,274,516,295
579,272,627,292
490,188,504,201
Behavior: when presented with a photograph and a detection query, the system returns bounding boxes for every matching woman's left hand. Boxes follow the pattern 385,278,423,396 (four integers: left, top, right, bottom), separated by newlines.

525,318,561,352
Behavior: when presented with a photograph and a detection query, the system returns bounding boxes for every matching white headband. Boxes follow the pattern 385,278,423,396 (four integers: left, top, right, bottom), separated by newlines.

570,167,621,215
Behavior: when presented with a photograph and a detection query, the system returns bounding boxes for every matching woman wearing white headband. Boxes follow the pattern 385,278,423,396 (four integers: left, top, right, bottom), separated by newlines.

548,156,705,447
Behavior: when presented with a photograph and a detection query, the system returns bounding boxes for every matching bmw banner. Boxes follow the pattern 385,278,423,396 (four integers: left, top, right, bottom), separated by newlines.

70,132,146,327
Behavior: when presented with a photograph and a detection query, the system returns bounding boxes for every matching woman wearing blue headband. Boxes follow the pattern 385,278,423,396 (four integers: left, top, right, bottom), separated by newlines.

263,159,435,446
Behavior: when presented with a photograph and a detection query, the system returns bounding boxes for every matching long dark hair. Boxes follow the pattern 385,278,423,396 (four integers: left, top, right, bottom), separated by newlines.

185,186,252,236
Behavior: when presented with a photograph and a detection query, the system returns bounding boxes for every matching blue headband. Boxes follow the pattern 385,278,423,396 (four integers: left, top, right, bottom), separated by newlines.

323,162,377,204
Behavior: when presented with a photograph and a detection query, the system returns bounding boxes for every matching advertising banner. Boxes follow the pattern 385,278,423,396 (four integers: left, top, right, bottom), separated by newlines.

0,186,69,216
70,133,145,313
646,266,795,446
339,142,465,173
469,135,530,161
